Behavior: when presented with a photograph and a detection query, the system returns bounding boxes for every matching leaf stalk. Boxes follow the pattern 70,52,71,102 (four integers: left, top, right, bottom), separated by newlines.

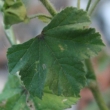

29,14,52,20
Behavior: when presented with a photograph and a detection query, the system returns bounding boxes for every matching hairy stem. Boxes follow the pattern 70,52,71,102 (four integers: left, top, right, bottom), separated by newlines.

89,0,100,15
40,0,57,16
86,0,92,11
85,59,108,110
77,0,80,9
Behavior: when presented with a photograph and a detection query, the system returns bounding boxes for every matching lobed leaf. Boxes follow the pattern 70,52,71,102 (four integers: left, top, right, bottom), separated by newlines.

7,37,86,98
7,7,104,99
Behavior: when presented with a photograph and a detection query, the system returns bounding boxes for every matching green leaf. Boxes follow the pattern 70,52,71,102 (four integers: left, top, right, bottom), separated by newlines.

43,7,104,60
7,7,104,98
0,74,78,110
0,74,22,101
33,91,79,110
2,0,28,28
29,14,52,23
7,37,86,98
37,15,52,23
0,94,29,110
43,7,91,31
0,74,29,110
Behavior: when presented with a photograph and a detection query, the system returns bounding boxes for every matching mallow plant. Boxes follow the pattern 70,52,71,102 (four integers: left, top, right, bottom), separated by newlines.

0,0,108,110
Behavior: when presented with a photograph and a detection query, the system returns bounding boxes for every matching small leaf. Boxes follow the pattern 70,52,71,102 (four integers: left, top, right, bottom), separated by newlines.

37,15,52,23
2,0,28,28
7,7,104,99
29,14,52,23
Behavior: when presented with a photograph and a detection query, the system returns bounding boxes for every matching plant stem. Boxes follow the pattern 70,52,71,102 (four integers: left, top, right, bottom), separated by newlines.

4,27,16,45
0,0,4,10
86,0,108,109
85,59,108,110
85,59,95,76
77,0,80,9
89,0,100,15
29,14,52,20
89,83,108,110
86,0,92,11
40,0,57,16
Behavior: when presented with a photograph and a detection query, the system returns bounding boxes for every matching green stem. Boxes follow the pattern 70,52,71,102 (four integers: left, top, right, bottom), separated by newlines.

0,1,4,10
40,0,57,16
85,59,95,75
89,0,100,15
4,27,16,45
86,0,108,109
77,0,80,9
86,0,92,11
89,83,108,110
29,14,52,20
85,59,108,110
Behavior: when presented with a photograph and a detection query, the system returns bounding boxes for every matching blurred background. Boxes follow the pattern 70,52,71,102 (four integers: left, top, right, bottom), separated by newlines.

0,0,110,110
